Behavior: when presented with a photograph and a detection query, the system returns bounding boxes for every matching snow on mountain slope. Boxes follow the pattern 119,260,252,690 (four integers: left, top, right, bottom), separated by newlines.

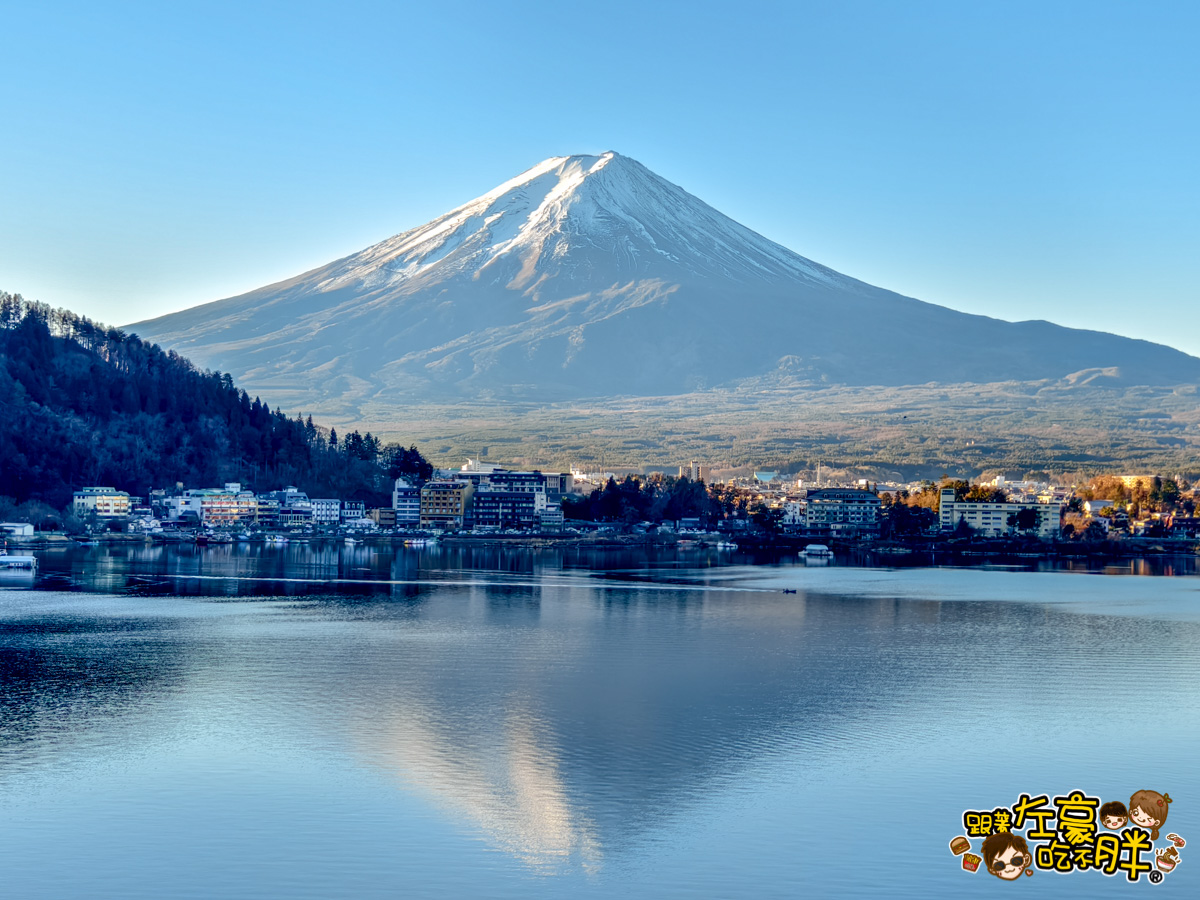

312,153,841,294
129,151,1200,419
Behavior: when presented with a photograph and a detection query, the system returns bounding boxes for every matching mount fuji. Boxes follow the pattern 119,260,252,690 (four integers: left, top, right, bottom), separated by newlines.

130,152,1200,438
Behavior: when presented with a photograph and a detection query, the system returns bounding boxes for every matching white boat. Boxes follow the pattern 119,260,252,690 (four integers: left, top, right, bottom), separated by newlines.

801,544,833,558
344,537,361,545
0,548,37,570
263,534,289,545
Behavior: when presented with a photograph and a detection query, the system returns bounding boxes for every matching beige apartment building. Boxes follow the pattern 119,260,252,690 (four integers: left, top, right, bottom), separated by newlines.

420,481,474,530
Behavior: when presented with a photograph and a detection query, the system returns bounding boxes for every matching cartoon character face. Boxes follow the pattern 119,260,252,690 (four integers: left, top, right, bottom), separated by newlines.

990,844,1027,880
1130,806,1159,829
1099,800,1128,830
1128,791,1172,839
981,831,1032,880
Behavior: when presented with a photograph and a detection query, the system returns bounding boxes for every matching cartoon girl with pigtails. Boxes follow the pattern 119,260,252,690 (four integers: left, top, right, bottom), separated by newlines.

1128,790,1172,841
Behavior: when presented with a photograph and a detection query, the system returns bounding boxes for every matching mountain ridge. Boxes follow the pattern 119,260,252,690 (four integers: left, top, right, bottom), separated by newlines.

130,151,1200,420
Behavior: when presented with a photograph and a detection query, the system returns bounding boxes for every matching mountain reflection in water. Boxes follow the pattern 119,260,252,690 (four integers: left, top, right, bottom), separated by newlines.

2,547,1198,898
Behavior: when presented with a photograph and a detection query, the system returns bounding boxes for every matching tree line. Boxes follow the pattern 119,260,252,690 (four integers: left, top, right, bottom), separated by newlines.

563,474,774,526
0,292,430,515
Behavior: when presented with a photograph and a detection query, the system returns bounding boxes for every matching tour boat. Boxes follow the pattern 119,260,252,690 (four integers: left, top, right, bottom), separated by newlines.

801,544,833,558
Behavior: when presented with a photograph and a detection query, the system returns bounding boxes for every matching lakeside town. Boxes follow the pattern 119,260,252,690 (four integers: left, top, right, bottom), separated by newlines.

5,459,1198,561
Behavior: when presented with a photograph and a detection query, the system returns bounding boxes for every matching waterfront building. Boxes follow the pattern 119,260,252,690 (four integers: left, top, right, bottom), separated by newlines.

73,487,131,518
368,508,397,528
471,484,540,529
804,488,881,536
340,501,366,524
420,481,474,530
175,484,259,526
258,488,313,527
781,500,805,527
310,499,341,525
939,489,1063,539
447,464,572,529
1168,516,1200,539
256,498,281,529
392,478,421,527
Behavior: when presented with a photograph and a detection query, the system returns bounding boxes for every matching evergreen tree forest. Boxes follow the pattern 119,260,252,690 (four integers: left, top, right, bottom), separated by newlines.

563,474,738,526
0,293,430,511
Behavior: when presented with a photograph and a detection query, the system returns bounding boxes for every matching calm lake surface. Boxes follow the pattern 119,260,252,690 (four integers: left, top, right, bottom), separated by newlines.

2,544,1198,897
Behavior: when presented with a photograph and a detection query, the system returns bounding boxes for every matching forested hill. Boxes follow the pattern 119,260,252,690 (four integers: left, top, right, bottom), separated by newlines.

0,292,430,510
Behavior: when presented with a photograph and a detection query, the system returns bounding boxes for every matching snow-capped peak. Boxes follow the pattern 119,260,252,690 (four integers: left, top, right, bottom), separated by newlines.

314,151,839,295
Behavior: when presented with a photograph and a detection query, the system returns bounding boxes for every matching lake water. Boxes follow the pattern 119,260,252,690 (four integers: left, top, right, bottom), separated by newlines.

2,544,1197,897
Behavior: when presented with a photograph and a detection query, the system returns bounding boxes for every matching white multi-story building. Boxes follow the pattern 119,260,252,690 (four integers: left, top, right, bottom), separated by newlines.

782,500,806,526
73,487,131,518
939,489,1063,539
310,499,341,525
392,478,421,527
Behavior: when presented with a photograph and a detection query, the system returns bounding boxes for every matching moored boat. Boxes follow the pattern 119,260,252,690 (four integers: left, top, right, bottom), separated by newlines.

800,543,833,558
0,548,38,570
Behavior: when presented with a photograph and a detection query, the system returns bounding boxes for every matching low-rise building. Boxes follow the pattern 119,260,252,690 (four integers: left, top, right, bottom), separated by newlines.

1083,499,1119,517
340,501,365,524
368,507,397,529
279,505,313,528
939,489,1063,539
1168,516,1200,539
256,499,281,529
258,488,313,528
782,500,805,527
539,502,564,529
73,487,131,518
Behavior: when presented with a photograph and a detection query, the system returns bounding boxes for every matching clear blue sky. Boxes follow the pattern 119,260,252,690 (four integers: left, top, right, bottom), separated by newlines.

3,1,1198,354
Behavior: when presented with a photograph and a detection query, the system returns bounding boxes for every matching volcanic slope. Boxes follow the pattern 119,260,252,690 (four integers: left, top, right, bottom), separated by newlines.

131,152,1200,420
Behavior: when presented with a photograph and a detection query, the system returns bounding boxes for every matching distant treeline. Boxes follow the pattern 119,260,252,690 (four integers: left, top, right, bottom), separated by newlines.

563,474,769,525
0,292,430,511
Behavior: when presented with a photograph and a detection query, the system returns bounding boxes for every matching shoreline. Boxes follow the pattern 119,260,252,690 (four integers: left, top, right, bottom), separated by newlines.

7,529,1199,567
